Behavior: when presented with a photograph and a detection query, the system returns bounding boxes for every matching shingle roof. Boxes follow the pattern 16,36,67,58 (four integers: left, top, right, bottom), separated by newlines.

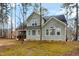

43,15,67,24
54,15,67,24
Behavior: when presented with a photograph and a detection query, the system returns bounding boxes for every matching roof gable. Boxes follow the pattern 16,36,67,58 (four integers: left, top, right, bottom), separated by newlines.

26,11,46,23
26,12,39,22
42,16,66,27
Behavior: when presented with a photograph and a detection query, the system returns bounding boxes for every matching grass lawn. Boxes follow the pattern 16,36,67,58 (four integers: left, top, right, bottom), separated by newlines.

0,40,79,56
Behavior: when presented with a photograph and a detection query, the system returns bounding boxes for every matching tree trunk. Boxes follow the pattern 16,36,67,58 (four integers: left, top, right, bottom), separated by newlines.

40,3,42,41
66,8,68,42
15,3,16,39
1,3,4,38
10,4,13,39
74,3,78,41
66,23,68,42
22,4,24,30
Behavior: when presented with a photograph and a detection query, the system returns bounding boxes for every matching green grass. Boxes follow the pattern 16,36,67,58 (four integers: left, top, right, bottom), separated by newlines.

0,40,79,56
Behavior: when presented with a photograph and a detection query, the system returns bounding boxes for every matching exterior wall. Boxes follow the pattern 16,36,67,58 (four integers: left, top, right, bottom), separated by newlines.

27,13,44,27
26,29,40,40
42,18,66,41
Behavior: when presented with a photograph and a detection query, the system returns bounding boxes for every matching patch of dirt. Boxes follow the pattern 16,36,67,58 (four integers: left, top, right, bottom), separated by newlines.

0,39,15,46
64,48,79,56
0,45,15,50
0,39,16,50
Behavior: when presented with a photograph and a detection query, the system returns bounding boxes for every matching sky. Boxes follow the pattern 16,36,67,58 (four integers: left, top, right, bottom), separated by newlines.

42,3,63,15
27,3,63,16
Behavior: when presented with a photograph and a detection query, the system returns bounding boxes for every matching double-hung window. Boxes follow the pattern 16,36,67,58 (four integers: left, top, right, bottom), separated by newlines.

56,28,61,35
50,28,55,35
50,26,55,35
32,21,37,26
32,30,36,35
28,30,30,35
46,29,49,35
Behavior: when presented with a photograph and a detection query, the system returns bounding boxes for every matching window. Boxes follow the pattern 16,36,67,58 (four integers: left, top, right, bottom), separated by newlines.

35,22,37,26
32,21,37,26
28,30,30,35
46,29,49,35
57,32,60,35
50,29,55,35
32,23,34,26
38,30,40,35
32,30,36,35
56,28,61,35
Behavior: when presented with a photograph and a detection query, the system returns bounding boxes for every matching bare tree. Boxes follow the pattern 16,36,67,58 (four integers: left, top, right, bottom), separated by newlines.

62,3,79,41
9,4,13,39
40,3,42,41
0,3,9,38
75,3,78,41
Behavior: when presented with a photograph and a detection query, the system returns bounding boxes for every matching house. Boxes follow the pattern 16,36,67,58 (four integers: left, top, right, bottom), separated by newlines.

25,12,73,41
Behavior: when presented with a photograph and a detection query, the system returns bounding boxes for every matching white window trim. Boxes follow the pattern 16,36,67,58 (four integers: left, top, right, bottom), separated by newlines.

32,30,36,36
49,26,56,36
31,19,38,26
45,29,49,35
56,28,61,36
28,30,30,35
38,30,40,35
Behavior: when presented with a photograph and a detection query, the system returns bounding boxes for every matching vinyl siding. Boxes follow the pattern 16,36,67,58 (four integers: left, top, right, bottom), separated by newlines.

42,18,66,40
27,13,44,27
